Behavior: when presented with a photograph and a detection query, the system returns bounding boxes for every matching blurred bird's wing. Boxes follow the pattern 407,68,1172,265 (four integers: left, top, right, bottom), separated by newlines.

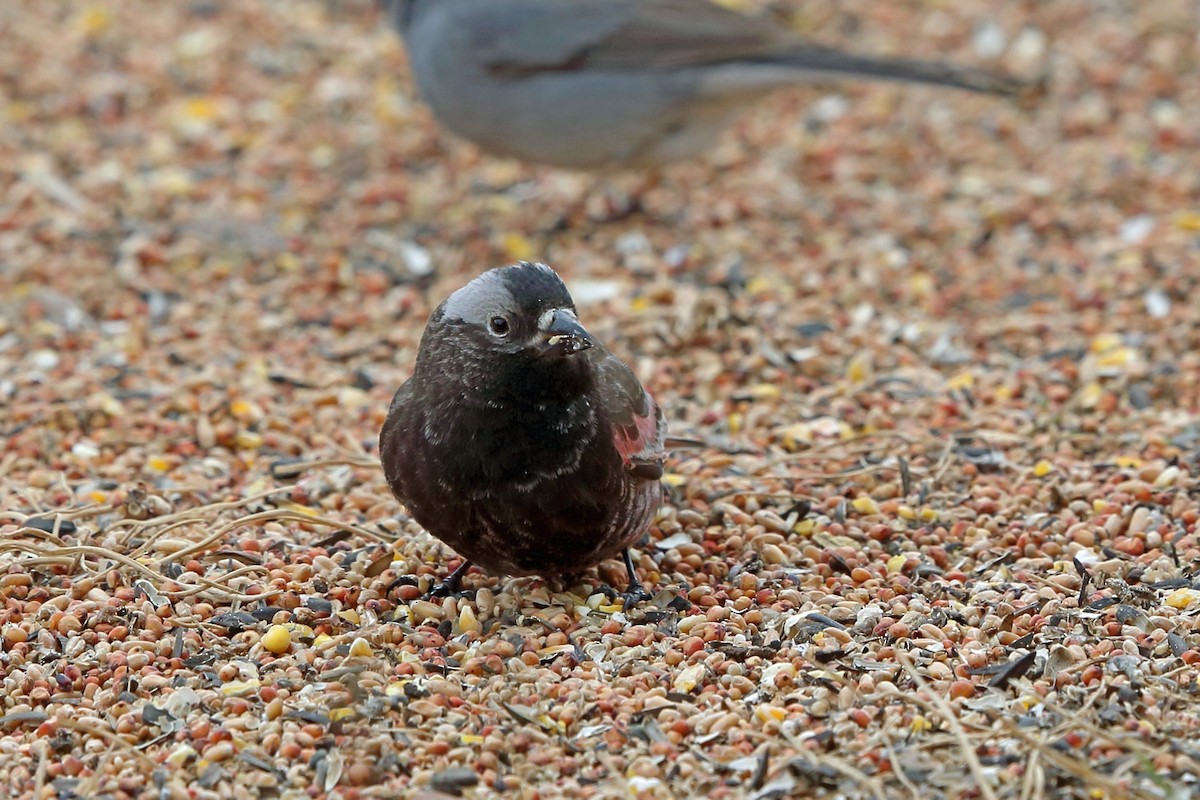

470,0,794,75
468,0,1021,94
591,347,667,482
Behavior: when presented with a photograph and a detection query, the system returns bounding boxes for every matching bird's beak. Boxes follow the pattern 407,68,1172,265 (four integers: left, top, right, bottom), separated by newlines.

537,308,593,357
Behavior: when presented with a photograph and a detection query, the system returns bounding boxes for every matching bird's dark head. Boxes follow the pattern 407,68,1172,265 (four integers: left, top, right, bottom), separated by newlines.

427,262,595,367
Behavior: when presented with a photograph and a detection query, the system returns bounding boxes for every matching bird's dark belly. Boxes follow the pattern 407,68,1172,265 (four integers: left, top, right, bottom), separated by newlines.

388,394,660,577
418,470,659,578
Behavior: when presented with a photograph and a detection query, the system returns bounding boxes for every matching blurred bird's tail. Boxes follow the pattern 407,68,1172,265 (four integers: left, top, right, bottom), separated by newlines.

771,44,1028,96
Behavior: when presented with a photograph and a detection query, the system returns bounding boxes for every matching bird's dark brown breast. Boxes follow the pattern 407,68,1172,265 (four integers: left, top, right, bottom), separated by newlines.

380,363,659,577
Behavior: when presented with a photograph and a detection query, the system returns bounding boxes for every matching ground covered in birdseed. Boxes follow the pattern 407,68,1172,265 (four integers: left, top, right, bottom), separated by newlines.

2,0,1200,798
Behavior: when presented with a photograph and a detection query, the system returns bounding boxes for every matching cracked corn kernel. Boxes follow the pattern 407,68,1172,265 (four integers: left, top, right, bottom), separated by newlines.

851,497,880,515
946,370,974,390
348,637,373,657
456,605,482,634
1165,589,1200,609
746,384,780,400
537,644,576,659
1095,346,1136,368
234,431,263,450
262,625,291,654
73,6,112,36
845,352,873,384
673,664,705,693
230,399,264,424
220,680,261,696
908,272,934,298
754,705,786,724
1077,382,1103,408
745,276,773,294
1090,333,1122,353
166,745,197,767
1176,211,1200,232
1033,460,1054,477
502,232,534,261
98,394,125,416
779,423,812,451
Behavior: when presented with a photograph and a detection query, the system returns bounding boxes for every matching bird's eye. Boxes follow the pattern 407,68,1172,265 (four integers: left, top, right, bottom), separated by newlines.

487,316,510,337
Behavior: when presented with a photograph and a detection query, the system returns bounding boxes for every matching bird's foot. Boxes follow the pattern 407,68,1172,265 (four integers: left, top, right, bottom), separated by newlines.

620,548,652,611
539,180,657,233
592,584,620,602
427,560,472,599
621,581,652,611
596,190,646,222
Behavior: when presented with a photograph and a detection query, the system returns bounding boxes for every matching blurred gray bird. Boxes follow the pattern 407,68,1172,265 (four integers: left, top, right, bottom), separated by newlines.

386,0,1021,170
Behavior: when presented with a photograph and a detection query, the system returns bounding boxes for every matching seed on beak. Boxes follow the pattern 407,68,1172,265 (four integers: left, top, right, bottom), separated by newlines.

538,309,594,357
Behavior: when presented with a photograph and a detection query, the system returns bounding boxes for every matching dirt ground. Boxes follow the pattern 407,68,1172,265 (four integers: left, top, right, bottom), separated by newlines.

2,1,1199,798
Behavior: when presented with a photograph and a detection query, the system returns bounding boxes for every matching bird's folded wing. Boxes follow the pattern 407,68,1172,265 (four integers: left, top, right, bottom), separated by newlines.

474,0,794,76
591,347,667,481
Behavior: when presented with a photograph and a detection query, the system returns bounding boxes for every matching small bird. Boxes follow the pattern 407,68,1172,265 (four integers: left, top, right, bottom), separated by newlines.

386,0,1022,170
380,262,667,601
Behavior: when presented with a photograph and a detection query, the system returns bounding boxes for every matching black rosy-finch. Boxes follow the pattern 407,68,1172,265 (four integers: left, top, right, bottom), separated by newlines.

380,261,667,601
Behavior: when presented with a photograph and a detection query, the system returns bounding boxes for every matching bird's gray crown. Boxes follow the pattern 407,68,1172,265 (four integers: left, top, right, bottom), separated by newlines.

439,262,575,326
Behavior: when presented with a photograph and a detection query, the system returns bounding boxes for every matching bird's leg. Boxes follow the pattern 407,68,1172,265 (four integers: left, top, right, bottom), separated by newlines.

428,560,472,598
541,172,665,232
595,170,662,222
621,548,651,609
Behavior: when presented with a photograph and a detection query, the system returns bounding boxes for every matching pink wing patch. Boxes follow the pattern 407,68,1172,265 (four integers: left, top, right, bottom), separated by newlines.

591,345,666,477
614,392,664,465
